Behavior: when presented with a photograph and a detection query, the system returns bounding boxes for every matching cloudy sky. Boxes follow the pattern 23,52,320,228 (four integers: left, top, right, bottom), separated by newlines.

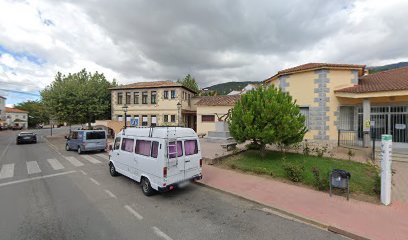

0,0,407,105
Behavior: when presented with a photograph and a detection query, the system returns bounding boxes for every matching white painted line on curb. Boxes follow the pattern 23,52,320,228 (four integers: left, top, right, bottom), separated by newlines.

64,156,84,167
0,171,76,188
124,205,143,220
259,208,326,230
80,170,87,175
47,159,64,170
152,226,173,240
26,161,41,174
82,155,101,164
0,163,14,179
104,189,117,199
89,177,100,185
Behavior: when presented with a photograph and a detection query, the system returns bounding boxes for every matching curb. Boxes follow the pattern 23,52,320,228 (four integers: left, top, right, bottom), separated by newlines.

195,181,371,240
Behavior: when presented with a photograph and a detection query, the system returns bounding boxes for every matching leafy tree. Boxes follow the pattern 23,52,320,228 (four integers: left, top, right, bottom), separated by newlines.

41,69,117,127
177,74,199,93
14,100,49,128
228,86,307,155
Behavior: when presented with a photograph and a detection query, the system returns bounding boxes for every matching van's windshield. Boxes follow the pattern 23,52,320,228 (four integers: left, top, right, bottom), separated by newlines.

86,131,106,140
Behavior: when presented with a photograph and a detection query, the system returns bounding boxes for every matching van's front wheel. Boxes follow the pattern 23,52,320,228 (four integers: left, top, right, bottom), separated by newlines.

109,163,118,177
141,178,154,196
77,146,82,154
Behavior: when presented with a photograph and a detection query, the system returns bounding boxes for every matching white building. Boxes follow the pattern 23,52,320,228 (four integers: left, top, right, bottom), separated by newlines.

5,107,28,129
0,96,6,127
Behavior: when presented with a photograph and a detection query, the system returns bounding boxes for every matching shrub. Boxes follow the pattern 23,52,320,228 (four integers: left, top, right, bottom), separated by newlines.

311,167,329,190
314,144,329,158
283,162,304,182
347,148,355,161
303,140,311,156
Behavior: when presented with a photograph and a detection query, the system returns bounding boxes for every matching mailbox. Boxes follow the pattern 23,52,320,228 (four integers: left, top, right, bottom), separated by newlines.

330,169,351,200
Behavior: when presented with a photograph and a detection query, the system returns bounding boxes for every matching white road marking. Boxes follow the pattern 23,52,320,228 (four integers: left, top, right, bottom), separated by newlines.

96,153,109,160
82,155,101,164
80,170,87,175
152,226,173,240
104,189,117,199
0,171,76,188
124,205,143,220
0,163,14,179
0,140,12,163
47,159,65,170
89,177,100,185
26,161,41,174
64,156,84,167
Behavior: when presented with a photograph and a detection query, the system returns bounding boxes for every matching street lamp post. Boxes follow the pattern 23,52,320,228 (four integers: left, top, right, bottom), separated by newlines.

122,104,128,129
177,101,182,127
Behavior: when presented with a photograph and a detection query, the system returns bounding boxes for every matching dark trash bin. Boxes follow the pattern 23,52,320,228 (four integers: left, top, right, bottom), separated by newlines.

330,169,351,200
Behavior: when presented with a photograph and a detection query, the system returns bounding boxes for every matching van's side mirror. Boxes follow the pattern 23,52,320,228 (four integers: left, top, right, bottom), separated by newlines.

108,145,113,151
64,136,68,140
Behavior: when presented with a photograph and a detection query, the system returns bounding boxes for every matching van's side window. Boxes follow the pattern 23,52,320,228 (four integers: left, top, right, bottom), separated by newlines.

114,137,121,150
184,140,198,156
168,141,183,158
121,138,134,152
135,140,151,157
71,132,78,139
151,141,159,158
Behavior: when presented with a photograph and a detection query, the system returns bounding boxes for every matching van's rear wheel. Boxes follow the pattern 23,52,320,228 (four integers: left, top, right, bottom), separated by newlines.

65,144,70,151
77,146,82,154
109,163,118,177
141,178,154,196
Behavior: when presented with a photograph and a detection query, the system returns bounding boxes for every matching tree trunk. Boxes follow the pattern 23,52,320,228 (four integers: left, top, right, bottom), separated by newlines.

259,143,266,158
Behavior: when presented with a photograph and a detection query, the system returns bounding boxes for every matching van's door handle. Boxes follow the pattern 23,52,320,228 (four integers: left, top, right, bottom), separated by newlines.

185,160,190,163
116,153,119,156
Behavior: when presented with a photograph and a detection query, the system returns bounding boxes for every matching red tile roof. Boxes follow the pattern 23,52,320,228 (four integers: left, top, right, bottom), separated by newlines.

196,95,240,106
5,107,28,113
265,63,366,83
110,80,197,93
335,67,408,93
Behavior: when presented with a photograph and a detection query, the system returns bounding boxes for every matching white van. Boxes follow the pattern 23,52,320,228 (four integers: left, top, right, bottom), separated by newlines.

108,127,203,196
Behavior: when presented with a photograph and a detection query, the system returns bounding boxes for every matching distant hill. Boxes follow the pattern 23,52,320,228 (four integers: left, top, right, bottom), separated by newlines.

368,62,408,73
203,81,260,95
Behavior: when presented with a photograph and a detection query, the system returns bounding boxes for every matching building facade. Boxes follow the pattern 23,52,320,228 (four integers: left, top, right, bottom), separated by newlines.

5,107,28,129
0,96,6,126
110,81,198,131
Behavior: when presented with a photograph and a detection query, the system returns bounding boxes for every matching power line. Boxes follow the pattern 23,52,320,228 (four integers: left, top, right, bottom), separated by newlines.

0,88,40,97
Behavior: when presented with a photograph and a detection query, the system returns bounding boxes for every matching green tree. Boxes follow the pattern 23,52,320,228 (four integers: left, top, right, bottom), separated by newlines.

14,100,49,128
228,86,307,155
41,69,117,128
177,74,199,93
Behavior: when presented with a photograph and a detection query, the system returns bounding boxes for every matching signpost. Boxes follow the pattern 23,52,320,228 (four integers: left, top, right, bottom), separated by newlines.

130,118,139,127
381,134,392,206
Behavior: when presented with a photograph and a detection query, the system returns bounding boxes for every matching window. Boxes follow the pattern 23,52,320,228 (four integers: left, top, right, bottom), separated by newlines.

339,106,355,130
117,115,123,121
135,140,151,156
85,131,106,140
164,115,168,122
202,115,215,122
168,141,183,158
151,91,157,104
142,91,148,104
114,137,121,150
142,115,148,126
126,92,131,104
164,90,169,99
299,107,310,129
171,115,176,123
71,131,78,140
171,90,176,99
185,140,198,156
151,115,157,127
134,92,139,104
134,115,140,126
151,141,159,158
121,138,134,152
117,92,123,104
23,115,26,119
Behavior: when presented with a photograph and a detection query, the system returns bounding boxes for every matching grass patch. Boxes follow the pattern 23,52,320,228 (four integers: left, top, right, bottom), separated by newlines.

222,150,379,196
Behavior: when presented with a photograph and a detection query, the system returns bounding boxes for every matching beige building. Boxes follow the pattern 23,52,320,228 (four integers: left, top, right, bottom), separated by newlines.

109,81,198,133
5,107,28,129
0,96,5,126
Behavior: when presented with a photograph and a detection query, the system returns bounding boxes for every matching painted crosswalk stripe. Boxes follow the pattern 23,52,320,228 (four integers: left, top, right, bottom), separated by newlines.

96,154,109,160
0,164,14,179
124,205,143,220
47,159,64,170
82,155,101,164
64,156,84,167
26,161,41,174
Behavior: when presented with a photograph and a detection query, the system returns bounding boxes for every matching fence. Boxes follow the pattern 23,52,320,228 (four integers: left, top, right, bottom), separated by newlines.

337,129,376,160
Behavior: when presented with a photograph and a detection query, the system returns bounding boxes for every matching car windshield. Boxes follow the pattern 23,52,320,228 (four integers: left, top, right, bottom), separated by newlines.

85,131,105,140
19,133,33,136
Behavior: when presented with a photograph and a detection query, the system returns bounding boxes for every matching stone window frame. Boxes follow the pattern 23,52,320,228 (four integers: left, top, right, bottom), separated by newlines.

117,92,123,105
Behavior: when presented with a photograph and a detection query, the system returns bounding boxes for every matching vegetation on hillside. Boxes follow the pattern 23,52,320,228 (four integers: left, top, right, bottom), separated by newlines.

204,81,259,95
368,61,408,73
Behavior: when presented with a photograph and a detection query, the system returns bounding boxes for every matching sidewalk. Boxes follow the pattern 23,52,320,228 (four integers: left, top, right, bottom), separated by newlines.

199,164,408,240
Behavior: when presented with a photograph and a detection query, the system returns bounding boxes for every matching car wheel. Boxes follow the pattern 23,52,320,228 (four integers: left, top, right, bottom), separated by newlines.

109,163,118,177
65,144,70,151
141,177,155,196
77,146,82,154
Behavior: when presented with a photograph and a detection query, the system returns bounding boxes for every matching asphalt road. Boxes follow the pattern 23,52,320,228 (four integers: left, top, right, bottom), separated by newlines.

0,127,346,240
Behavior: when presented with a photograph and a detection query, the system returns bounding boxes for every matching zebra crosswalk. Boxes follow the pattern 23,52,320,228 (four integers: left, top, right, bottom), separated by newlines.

0,154,108,181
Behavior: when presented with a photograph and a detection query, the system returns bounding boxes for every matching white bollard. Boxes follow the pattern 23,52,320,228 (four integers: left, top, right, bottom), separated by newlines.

381,134,392,205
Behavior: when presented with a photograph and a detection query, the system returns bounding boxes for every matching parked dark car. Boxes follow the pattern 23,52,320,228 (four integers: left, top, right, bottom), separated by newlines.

16,132,37,144
12,125,24,130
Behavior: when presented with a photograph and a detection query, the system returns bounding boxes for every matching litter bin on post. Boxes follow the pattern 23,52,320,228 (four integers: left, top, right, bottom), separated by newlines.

330,169,351,200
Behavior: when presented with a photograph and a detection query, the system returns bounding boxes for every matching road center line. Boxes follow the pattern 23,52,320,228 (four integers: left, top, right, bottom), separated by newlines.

0,171,76,188
104,189,117,199
89,177,100,185
124,205,143,220
152,226,173,240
